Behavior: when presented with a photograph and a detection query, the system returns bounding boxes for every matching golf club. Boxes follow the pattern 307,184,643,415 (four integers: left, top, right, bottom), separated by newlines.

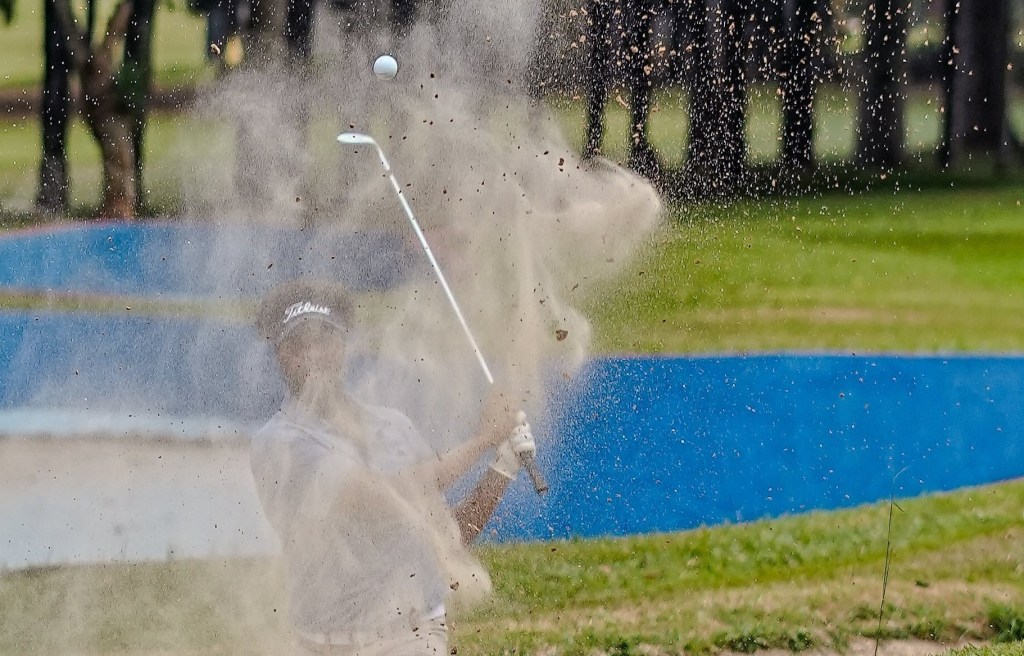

337,131,549,494
337,131,493,384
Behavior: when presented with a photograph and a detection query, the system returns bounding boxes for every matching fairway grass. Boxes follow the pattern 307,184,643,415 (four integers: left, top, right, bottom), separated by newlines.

954,647,1024,656
586,182,1024,355
2,478,1022,655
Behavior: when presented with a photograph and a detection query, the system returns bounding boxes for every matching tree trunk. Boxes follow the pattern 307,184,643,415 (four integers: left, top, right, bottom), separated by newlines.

76,1,137,218
678,0,748,196
86,0,97,41
234,0,288,206
946,0,1010,164
856,0,909,168
681,0,715,171
243,0,287,65
51,0,137,218
82,61,137,218
937,0,957,167
583,0,614,159
88,113,137,218
285,0,315,61
124,0,156,213
779,0,820,170
37,0,72,214
718,0,748,182
391,0,417,37
623,0,660,178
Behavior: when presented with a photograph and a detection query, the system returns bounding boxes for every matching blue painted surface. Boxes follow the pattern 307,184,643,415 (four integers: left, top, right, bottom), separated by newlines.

0,312,403,426
2,223,1024,547
491,355,1024,540
11,307,1023,541
0,222,414,297
0,312,281,422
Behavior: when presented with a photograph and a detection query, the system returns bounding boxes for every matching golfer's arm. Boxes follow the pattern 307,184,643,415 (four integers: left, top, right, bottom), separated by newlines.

453,468,511,543
418,431,498,490
415,407,515,490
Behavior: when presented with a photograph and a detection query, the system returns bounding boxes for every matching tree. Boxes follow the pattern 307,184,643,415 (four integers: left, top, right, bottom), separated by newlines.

124,0,157,211
856,0,910,169
37,0,73,213
42,0,159,218
676,0,750,197
583,0,614,161
679,0,716,182
3,0,159,217
582,0,662,179
226,0,293,209
0,0,73,215
942,0,1012,166
717,0,750,183
937,0,957,167
621,0,661,178
53,0,137,217
779,0,823,170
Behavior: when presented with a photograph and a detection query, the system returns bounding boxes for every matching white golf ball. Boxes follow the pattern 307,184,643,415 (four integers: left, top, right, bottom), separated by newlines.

373,55,399,79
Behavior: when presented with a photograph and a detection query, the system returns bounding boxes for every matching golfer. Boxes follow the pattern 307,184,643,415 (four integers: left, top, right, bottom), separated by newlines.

250,278,535,655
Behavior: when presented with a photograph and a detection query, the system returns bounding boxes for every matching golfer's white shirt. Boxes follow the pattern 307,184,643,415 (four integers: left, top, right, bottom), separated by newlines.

250,401,450,635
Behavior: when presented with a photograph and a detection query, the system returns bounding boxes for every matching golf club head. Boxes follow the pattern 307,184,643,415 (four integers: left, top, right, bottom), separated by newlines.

337,132,377,146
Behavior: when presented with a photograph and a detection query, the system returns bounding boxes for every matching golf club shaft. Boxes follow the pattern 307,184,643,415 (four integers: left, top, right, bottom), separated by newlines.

379,155,495,385
341,133,546,494
379,161,548,495
389,164,548,493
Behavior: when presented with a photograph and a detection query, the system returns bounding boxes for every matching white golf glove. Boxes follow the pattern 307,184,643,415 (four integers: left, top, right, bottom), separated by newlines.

489,411,537,480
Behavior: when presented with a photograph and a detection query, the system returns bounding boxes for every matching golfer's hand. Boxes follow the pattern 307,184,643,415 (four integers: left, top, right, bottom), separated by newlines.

489,411,537,480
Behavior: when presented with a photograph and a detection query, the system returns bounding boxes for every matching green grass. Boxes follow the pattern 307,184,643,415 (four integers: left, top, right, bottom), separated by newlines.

953,645,1024,656
0,0,207,91
988,604,1024,644
2,478,1022,654
461,478,1024,653
0,287,251,319
585,182,1024,354
0,111,227,215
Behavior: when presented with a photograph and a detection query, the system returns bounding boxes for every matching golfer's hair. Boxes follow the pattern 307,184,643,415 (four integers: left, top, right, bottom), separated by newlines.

255,278,355,341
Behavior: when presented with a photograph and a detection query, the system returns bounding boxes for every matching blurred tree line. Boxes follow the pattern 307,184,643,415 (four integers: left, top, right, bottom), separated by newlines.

545,0,1022,196
2,0,1021,217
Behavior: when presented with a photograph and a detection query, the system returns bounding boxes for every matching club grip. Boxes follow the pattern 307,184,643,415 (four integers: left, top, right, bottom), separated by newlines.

519,453,549,495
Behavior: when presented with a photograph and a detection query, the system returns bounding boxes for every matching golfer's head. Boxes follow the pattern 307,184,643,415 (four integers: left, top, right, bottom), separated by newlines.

257,279,354,392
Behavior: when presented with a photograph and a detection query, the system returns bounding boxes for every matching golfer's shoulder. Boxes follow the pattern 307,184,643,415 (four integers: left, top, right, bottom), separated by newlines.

252,409,330,455
254,409,297,439
360,403,413,431
362,404,431,454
